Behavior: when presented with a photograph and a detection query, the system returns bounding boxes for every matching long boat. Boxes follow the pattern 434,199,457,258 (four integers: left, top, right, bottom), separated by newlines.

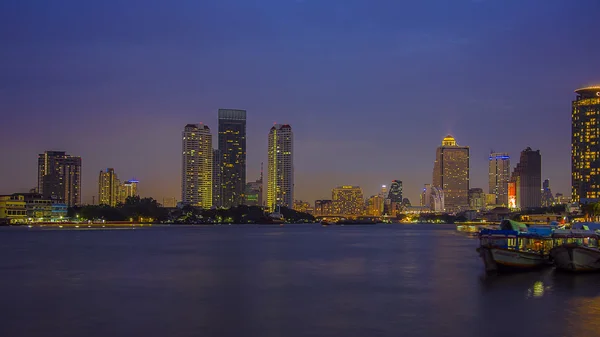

476,220,553,273
550,229,600,272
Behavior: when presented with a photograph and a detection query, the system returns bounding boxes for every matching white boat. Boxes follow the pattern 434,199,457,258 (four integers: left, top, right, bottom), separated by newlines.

550,229,600,272
479,247,549,272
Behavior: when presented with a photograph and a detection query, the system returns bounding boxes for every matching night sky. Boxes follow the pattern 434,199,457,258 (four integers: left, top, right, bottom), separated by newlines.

1,0,599,205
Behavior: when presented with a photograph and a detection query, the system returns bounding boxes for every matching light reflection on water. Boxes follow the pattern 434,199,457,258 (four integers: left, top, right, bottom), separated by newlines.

1,224,600,337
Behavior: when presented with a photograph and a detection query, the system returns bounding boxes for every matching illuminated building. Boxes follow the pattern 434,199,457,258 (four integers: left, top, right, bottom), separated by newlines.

510,147,541,209
267,124,294,210
314,200,334,216
468,188,485,210
162,197,177,208
98,168,120,206
121,180,139,202
293,200,311,213
485,193,497,208
182,124,213,208
332,186,364,216
508,182,517,209
432,135,469,211
0,195,27,224
212,149,221,207
421,184,444,212
572,86,600,203
366,195,384,216
245,180,263,207
387,180,403,203
37,151,81,206
218,109,247,207
541,179,554,207
488,152,510,206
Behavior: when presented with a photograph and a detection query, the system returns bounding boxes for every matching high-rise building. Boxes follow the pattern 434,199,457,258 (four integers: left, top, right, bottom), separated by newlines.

98,168,120,206
432,135,469,211
121,180,139,203
387,180,403,203
541,179,554,207
37,151,81,206
212,149,221,207
332,186,364,216
421,184,444,212
572,86,600,203
468,188,485,210
218,109,247,207
488,152,510,206
181,124,213,208
293,200,311,213
314,200,334,216
510,147,542,209
267,124,294,211
366,195,384,216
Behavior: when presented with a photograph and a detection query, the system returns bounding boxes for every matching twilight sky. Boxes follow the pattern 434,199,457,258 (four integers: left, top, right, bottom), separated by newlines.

1,0,599,205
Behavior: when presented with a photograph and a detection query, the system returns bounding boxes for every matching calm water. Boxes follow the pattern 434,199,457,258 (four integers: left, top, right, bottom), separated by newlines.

1,224,600,337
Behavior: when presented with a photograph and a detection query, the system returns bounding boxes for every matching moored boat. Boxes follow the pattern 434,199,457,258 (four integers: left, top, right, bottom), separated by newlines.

476,220,553,273
550,229,600,272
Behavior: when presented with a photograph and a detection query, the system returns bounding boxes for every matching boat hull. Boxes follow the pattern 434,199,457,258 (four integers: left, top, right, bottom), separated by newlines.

478,247,549,273
550,245,600,272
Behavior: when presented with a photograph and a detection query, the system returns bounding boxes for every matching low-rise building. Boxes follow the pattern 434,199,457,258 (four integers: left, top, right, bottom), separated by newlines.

0,195,27,224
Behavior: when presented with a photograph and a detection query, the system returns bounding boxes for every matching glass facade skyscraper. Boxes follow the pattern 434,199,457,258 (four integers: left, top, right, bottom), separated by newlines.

267,124,294,211
218,109,247,207
488,152,510,206
432,135,469,211
572,86,600,203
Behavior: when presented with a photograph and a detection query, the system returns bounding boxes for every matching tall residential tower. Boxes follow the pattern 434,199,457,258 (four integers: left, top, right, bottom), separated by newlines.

488,152,510,206
218,109,247,207
37,151,81,206
510,147,542,209
98,168,120,206
267,124,294,210
181,124,213,208
572,85,600,203
432,135,469,211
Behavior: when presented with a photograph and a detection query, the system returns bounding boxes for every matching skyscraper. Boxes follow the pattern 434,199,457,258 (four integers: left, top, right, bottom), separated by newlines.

332,186,364,216
218,109,247,207
122,180,139,203
181,124,213,208
387,180,403,203
212,149,221,207
37,151,81,206
432,135,469,211
541,179,554,207
98,168,120,206
572,85,600,203
488,152,510,206
267,124,294,210
510,147,542,209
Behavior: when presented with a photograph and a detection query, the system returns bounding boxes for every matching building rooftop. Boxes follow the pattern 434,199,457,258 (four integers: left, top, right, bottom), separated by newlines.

575,85,600,97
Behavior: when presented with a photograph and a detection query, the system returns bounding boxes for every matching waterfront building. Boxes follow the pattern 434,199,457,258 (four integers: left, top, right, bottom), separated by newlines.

332,186,364,216
98,168,120,206
421,184,444,212
181,124,213,208
162,197,177,208
267,124,294,211
485,193,497,208
542,179,554,207
293,200,311,213
366,195,384,216
0,195,27,224
432,135,469,211
314,200,334,216
510,147,542,209
572,86,600,203
468,188,485,210
212,149,221,207
37,151,81,206
488,152,510,206
218,109,247,207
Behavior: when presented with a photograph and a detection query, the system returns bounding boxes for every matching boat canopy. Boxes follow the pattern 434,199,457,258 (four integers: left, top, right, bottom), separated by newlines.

499,219,528,231
479,229,519,237
526,227,553,237
571,222,600,231
552,229,599,238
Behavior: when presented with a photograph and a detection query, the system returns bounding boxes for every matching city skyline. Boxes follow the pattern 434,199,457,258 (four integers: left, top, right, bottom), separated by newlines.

3,1,599,204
